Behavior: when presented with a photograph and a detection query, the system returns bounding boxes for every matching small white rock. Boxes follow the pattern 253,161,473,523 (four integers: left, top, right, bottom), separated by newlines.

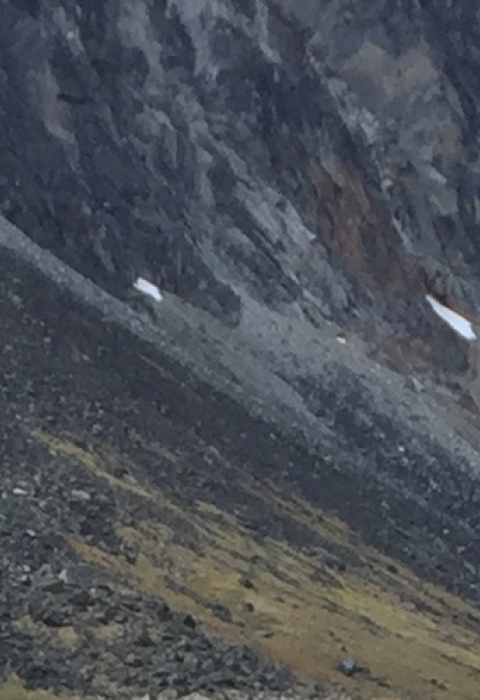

12,487,28,496
71,489,91,502
58,569,69,583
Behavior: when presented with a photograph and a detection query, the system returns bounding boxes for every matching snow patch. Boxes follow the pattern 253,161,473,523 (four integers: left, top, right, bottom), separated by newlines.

425,294,476,341
133,277,163,302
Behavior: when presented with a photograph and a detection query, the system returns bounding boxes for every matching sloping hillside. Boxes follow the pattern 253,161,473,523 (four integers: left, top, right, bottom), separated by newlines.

2,219,480,700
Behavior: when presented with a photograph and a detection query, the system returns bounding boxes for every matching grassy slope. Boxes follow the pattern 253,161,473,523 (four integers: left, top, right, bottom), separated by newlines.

29,429,480,700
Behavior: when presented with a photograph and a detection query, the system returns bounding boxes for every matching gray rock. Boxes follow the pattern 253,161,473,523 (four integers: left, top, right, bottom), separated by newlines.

211,604,232,623
337,658,358,677
70,489,92,503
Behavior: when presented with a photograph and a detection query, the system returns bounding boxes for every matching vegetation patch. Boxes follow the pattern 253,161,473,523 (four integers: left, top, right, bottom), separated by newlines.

33,428,480,700
0,677,81,700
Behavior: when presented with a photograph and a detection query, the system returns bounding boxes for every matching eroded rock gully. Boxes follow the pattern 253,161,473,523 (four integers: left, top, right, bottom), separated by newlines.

2,2,480,700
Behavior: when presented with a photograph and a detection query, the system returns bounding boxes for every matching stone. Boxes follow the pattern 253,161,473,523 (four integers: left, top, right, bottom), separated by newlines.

70,489,92,503
337,658,359,677
211,604,233,623
239,575,255,589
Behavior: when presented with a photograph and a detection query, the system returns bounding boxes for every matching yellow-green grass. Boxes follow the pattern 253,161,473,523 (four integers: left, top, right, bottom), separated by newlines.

32,429,480,700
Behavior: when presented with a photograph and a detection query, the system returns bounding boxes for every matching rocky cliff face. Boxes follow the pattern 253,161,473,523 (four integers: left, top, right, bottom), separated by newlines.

3,2,480,699
2,0,480,357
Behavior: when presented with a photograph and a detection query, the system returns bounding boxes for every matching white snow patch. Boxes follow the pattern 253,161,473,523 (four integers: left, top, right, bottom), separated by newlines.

133,277,163,302
425,294,476,341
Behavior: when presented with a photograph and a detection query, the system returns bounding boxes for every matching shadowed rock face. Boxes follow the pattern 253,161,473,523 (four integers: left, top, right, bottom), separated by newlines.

2,1,479,343
4,2,480,699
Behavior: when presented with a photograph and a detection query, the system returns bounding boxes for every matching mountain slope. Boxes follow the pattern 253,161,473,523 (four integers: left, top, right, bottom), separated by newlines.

2,216,480,700
2,2,480,699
